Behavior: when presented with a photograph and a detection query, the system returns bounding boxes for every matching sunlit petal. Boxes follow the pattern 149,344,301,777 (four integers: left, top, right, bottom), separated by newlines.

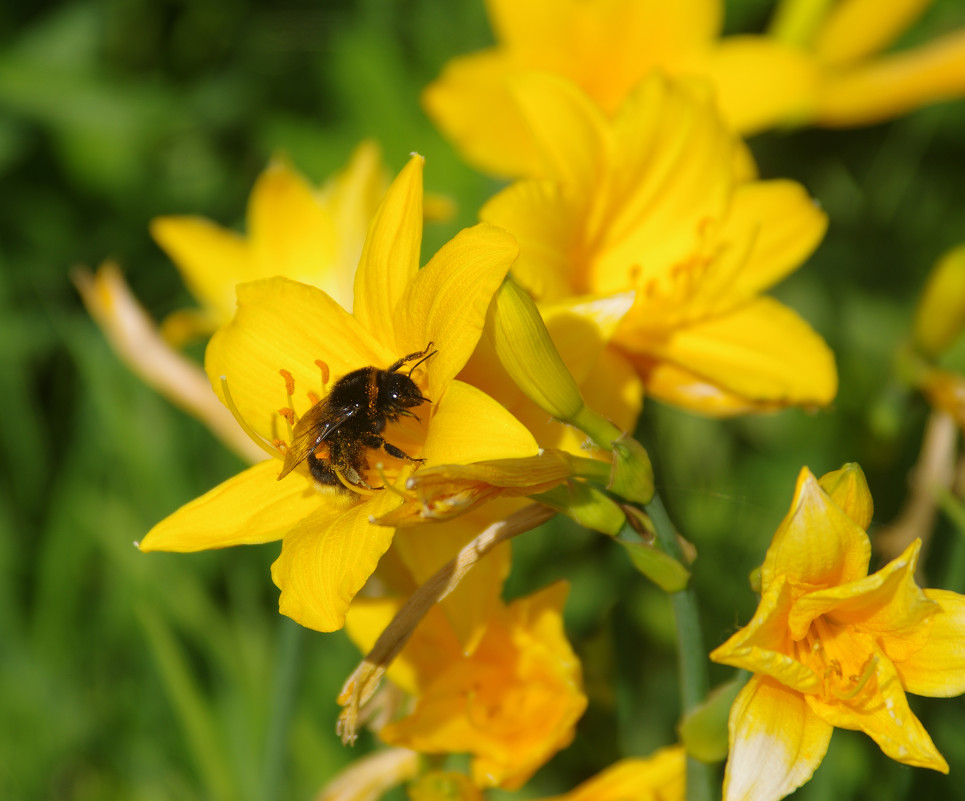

398,222,518,399
139,460,322,552
354,154,424,347
270,491,398,632
763,468,871,589
814,0,931,66
806,651,949,772
426,380,539,465
895,589,965,697
620,297,837,409
723,676,832,801
700,36,819,133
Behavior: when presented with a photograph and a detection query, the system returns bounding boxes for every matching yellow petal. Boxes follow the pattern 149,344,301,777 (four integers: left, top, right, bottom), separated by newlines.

392,509,514,654
150,215,251,323
345,598,463,695
139,460,322,552
723,675,832,801
701,36,819,132
762,468,871,590
711,577,823,694
894,588,965,697
480,180,578,302
246,158,345,303
596,76,734,295
814,0,931,66
205,277,388,445
787,541,935,641
270,490,398,632
913,243,965,358
815,30,965,126
715,180,828,304
381,581,585,790
426,380,539,465
397,222,519,399
805,649,948,772
621,297,837,409
422,50,544,179
818,463,874,530
353,154,424,347
536,747,685,801
626,357,785,416
508,72,609,191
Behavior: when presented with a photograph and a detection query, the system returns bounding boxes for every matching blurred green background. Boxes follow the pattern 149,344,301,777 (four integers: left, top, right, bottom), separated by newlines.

3,1,965,799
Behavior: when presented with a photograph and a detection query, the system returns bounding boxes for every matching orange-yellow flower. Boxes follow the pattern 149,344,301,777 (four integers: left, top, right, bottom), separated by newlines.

482,73,835,416
535,746,685,801
139,156,539,632
423,0,818,178
345,581,586,790
76,143,389,460
781,0,965,128
424,0,965,179
711,464,965,801
153,140,387,336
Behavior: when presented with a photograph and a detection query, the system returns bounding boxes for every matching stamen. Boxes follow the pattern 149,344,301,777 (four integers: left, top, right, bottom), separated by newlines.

278,369,296,439
315,359,330,389
375,463,409,500
832,654,879,701
307,391,321,406
334,467,382,496
279,368,295,399
220,376,281,458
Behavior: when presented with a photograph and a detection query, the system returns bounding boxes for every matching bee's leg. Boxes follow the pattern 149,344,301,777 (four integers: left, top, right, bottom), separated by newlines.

382,440,425,463
361,433,424,464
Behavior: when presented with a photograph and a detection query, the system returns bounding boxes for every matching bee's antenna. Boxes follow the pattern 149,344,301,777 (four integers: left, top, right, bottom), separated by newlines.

406,343,437,377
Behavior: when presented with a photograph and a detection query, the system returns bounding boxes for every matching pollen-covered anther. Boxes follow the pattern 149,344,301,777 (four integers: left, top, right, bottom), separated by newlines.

278,407,296,427
279,368,296,398
315,358,330,388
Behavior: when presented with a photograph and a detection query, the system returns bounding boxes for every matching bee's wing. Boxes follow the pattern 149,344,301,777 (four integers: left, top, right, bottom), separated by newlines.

277,404,357,480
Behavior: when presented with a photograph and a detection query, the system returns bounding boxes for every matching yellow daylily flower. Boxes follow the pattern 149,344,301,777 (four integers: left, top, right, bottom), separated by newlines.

345,581,587,791
482,73,836,416
535,746,685,801
153,139,388,331
711,464,965,801
77,142,390,460
423,0,819,178
139,155,539,633
781,0,965,127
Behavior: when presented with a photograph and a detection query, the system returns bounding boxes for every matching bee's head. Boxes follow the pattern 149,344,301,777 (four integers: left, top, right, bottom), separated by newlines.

379,371,429,412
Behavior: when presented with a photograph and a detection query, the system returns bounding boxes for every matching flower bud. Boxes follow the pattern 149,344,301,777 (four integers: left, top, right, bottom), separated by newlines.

913,244,965,359
487,275,586,422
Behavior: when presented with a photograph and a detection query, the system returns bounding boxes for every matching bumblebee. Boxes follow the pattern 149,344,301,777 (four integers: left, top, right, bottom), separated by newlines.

277,344,436,491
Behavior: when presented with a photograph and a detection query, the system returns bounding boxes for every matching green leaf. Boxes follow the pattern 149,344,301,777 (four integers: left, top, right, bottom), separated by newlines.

679,675,749,763
617,538,690,592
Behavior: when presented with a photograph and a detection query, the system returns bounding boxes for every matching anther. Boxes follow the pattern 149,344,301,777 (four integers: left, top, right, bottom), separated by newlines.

279,369,295,398
315,359,330,388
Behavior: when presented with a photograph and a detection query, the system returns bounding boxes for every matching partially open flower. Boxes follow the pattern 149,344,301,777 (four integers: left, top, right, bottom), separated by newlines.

711,464,965,801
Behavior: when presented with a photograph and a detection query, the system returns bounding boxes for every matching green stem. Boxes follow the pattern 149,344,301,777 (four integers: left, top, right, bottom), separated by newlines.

645,492,716,801
261,618,304,801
